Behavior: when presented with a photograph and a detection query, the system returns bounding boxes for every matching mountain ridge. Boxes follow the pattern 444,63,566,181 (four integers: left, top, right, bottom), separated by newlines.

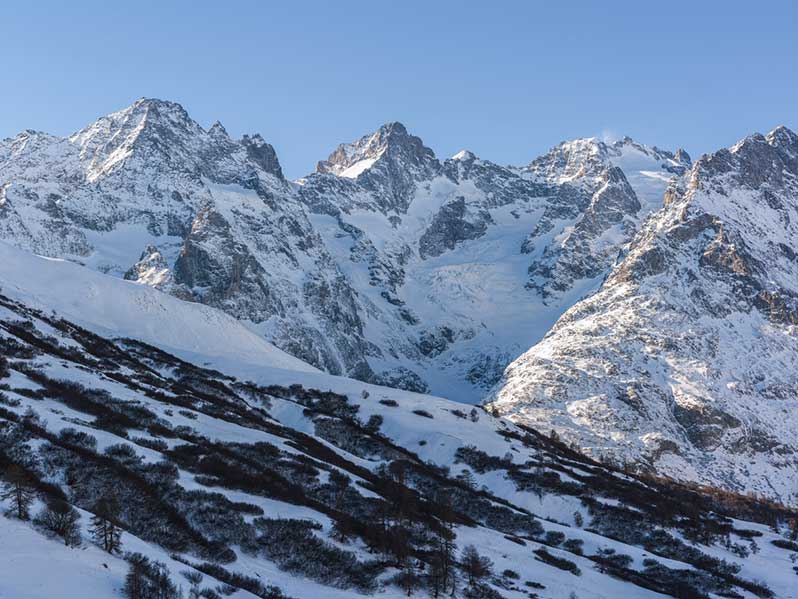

0,98,690,401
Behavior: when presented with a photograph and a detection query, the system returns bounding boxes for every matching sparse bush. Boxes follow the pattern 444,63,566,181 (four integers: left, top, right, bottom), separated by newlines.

563,538,584,555
533,548,581,575
543,530,565,546
35,497,81,545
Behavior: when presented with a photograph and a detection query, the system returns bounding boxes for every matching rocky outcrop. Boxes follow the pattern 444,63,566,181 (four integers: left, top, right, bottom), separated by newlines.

124,244,172,288
418,196,493,258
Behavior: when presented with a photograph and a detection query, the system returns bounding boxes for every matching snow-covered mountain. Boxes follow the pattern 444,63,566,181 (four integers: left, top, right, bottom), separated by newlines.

0,98,373,380
4,97,796,507
490,126,798,505
298,124,690,399
1,242,796,599
0,100,690,400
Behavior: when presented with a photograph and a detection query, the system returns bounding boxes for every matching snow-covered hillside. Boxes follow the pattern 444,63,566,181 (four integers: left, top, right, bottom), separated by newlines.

0,241,313,375
491,126,798,506
1,247,797,599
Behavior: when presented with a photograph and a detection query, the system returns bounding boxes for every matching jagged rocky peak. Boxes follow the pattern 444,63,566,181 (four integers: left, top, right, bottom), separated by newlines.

1,129,58,153
65,97,208,180
0,130,64,174
703,124,798,188
241,132,284,179
766,123,798,149
62,97,286,183
450,149,478,162
444,149,485,177
673,147,691,165
527,136,610,183
70,97,197,148
309,121,442,214
316,121,437,177
528,134,692,189
207,119,228,137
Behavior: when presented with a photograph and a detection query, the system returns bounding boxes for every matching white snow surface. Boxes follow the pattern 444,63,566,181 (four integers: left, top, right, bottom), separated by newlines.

0,240,315,374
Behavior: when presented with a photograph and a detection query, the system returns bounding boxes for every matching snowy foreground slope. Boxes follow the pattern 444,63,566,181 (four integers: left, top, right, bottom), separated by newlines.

1,244,798,598
0,99,690,400
0,242,314,376
491,126,798,506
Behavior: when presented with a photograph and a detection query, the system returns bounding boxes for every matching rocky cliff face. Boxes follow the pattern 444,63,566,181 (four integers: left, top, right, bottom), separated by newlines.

490,126,798,505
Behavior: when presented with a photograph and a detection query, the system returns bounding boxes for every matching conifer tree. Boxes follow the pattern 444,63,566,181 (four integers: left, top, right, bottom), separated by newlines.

461,544,493,587
1,464,36,520
90,495,123,553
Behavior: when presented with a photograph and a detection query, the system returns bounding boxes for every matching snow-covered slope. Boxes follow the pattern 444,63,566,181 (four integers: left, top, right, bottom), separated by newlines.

491,126,798,505
0,240,313,374
1,246,796,599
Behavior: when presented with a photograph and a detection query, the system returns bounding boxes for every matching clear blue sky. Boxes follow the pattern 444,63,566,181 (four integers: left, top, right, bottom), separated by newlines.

2,0,796,178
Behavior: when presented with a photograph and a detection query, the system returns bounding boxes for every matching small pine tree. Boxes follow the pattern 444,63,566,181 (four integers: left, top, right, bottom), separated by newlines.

457,469,477,490
1,464,37,520
365,414,384,433
124,553,180,599
330,470,353,541
152,561,180,599
394,568,421,596
124,554,151,599
331,515,354,542
428,526,457,597
35,497,81,545
90,495,123,553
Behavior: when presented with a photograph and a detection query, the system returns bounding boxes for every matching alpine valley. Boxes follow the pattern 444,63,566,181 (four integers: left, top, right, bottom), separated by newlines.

1,98,797,599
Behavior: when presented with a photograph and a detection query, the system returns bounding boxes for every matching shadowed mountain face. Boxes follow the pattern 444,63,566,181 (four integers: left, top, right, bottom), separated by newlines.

491,125,798,505
0,98,689,401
